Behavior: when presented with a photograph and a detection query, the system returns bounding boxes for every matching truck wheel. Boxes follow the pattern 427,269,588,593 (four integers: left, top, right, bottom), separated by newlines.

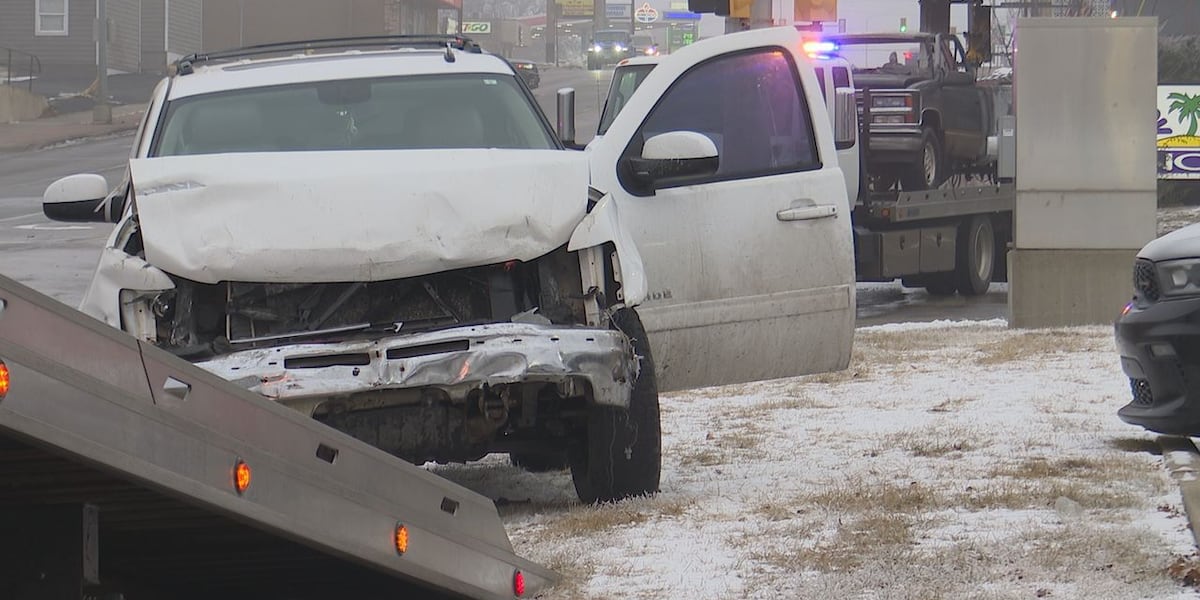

955,216,995,296
900,129,946,191
509,451,568,472
569,308,661,503
587,57,598,71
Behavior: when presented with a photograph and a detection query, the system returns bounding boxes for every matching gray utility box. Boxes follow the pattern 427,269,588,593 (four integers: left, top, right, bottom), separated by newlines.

1010,17,1158,328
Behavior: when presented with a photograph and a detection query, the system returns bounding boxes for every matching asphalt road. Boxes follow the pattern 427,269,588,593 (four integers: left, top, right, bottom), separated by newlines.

0,66,1009,324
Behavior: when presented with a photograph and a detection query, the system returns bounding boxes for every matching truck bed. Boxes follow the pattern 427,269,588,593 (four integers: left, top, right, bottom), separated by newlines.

0,274,554,600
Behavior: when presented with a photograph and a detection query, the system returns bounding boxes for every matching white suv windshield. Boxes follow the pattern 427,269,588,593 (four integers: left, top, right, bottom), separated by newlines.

153,73,556,156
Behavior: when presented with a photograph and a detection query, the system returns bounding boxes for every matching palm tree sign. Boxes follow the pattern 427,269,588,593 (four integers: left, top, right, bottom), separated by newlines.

1168,92,1200,136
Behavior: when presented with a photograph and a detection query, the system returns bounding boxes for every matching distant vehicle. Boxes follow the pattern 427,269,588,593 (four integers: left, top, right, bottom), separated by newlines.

1116,228,1200,436
632,34,660,56
511,58,540,88
588,29,633,70
823,32,1000,191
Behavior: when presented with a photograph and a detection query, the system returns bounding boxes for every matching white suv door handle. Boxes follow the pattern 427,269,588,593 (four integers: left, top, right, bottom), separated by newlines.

777,205,837,222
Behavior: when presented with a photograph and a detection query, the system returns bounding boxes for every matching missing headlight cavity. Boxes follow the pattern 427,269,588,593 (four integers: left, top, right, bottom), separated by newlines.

154,247,588,360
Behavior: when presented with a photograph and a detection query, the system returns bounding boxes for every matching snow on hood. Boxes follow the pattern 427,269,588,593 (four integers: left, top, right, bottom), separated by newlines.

1139,221,1200,262
129,150,589,284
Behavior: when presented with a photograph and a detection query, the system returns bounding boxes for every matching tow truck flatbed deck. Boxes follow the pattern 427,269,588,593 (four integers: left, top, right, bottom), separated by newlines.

857,183,1015,224
0,274,555,600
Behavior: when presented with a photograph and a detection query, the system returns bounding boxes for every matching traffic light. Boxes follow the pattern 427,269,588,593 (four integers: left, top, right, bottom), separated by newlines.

900,17,908,32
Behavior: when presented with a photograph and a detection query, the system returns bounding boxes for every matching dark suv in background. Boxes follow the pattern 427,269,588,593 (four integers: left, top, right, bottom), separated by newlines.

511,59,540,88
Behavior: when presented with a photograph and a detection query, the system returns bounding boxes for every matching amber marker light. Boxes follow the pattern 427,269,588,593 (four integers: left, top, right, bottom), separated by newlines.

394,523,409,555
0,360,10,399
233,458,251,495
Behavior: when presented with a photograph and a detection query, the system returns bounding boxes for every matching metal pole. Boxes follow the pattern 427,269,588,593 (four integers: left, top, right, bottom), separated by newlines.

94,0,112,124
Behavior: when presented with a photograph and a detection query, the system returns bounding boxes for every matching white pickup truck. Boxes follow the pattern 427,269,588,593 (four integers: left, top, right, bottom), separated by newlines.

41,28,856,503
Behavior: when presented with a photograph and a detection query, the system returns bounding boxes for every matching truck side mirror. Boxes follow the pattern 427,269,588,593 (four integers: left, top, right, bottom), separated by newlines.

43,174,119,223
628,131,719,188
557,87,584,149
833,88,857,149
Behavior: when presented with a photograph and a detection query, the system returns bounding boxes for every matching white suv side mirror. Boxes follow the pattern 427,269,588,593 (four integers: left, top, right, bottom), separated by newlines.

43,174,113,223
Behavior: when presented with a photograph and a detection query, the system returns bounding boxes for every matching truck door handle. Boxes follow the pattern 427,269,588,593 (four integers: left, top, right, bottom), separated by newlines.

776,205,837,222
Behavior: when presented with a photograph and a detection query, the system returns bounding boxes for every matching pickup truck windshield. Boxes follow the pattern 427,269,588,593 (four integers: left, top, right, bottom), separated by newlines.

836,41,932,78
594,30,631,44
153,73,556,156
598,63,655,135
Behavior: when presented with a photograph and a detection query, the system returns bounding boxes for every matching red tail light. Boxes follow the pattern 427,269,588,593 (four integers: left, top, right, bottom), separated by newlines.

513,569,526,596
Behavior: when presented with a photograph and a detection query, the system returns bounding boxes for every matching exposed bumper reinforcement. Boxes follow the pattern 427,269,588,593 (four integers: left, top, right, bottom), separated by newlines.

199,322,638,413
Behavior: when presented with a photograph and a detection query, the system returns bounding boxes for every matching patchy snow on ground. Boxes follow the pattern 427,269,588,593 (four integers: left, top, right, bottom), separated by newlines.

433,320,1200,599
1159,205,1200,237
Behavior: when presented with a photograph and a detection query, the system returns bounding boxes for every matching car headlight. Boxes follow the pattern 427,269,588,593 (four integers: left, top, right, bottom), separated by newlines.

1156,258,1200,298
591,45,603,52
613,44,624,52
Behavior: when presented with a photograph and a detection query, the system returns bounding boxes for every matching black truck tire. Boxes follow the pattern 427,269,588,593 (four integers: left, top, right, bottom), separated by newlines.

900,129,946,191
509,451,569,472
955,216,995,296
924,274,958,296
569,308,661,503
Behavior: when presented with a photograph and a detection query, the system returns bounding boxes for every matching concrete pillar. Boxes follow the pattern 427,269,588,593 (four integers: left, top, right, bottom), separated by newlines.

1009,18,1158,328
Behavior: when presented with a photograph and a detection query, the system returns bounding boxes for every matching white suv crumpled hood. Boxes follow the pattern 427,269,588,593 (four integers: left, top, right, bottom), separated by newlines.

129,149,589,284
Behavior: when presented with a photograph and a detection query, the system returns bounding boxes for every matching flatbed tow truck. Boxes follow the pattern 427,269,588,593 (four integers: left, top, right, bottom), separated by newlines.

0,274,555,600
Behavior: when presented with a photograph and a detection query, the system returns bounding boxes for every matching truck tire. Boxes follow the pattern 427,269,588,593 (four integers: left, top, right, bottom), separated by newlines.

587,57,599,71
924,274,958,296
569,308,661,503
955,216,995,296
510,451,569,472
900,129,946,191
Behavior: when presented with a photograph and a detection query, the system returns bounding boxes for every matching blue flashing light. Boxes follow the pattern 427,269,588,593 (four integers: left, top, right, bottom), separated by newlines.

802,41,838,57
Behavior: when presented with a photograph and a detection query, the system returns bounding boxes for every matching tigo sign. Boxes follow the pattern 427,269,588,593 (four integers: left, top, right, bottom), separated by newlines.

463,22,492,34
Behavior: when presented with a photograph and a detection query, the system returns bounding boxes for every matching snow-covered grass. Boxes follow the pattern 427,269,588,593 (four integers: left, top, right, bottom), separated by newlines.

434,320,1200,599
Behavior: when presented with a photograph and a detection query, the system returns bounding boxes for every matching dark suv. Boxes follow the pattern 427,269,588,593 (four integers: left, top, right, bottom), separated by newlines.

587,29,633,70
511,59,540,88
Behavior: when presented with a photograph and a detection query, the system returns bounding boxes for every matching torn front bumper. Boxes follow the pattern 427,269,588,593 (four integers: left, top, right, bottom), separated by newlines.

198,322,638,415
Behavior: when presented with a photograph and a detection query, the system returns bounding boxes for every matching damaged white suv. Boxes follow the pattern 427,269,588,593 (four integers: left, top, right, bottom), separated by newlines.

43,29,857,503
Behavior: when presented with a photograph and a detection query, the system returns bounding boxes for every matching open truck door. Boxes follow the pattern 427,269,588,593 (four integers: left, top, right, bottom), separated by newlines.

586,27,856,392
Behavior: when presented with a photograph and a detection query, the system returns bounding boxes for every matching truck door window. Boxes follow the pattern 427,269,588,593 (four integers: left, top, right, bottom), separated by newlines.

623,48,820,189
814,67,826,99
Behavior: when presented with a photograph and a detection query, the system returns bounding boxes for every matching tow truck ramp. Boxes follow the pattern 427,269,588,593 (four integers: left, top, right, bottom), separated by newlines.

0,274,555,599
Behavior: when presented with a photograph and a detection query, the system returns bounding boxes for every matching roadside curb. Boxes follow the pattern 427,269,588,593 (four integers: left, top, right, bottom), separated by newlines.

0,108,144,153
1158,435,1200,547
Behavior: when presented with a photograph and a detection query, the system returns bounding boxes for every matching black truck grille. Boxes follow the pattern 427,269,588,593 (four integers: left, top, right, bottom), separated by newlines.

1130,378,1154,406
1134,259,1160,303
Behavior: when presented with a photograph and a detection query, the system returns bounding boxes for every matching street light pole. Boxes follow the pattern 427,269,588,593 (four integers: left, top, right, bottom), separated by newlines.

94,0,111,124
